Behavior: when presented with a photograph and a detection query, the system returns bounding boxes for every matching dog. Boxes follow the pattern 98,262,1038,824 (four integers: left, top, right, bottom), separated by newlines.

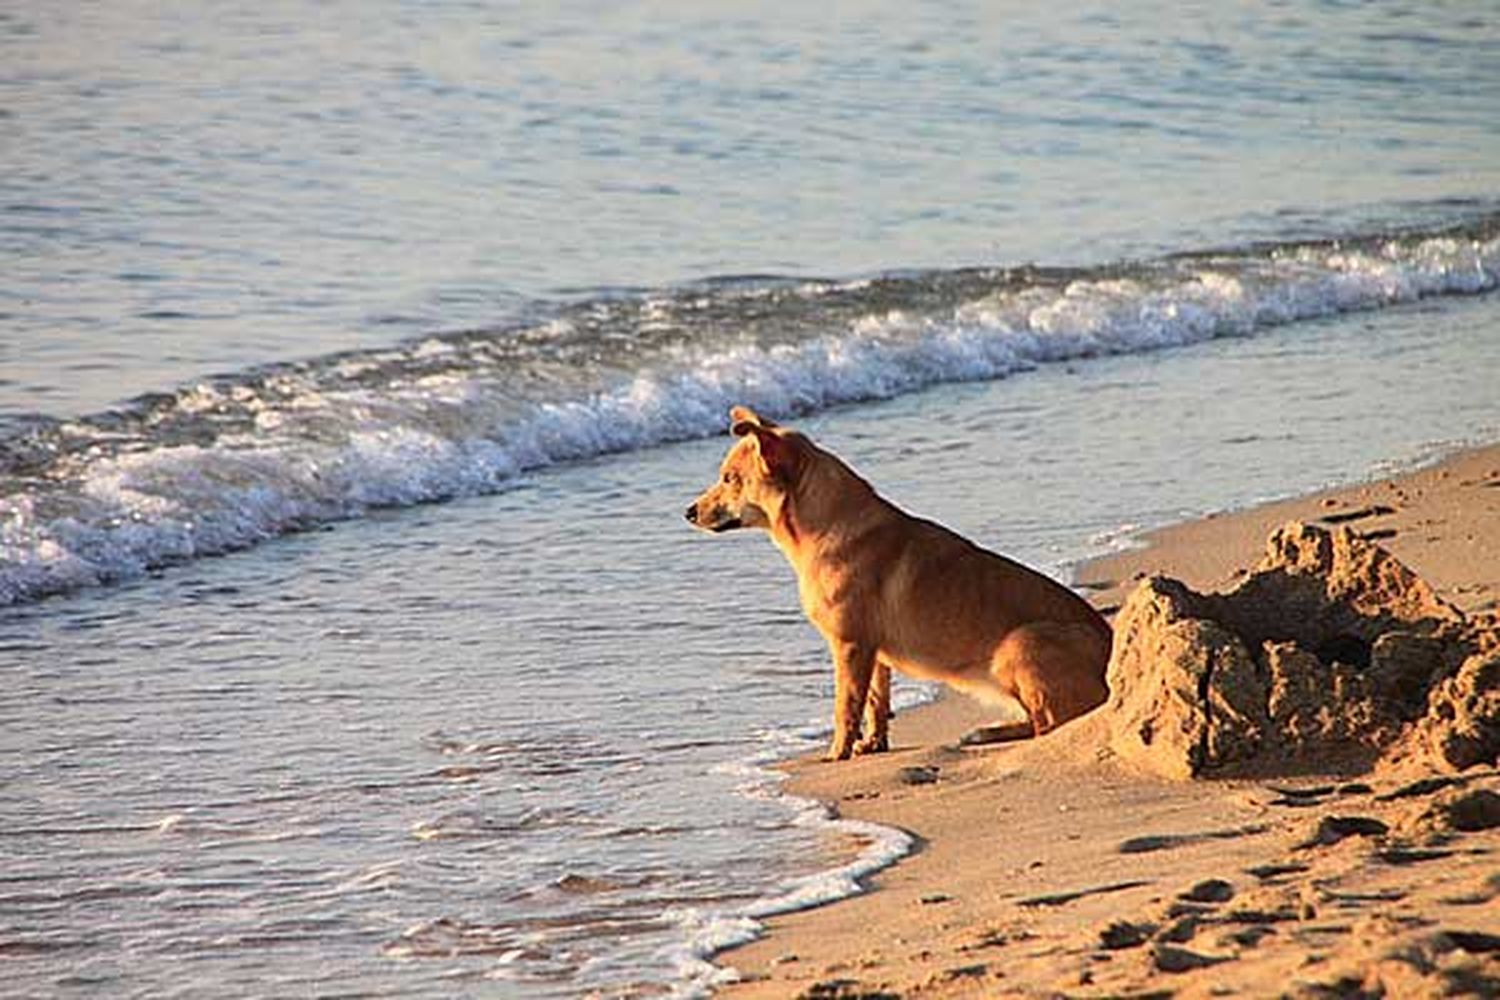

685,406,1112,760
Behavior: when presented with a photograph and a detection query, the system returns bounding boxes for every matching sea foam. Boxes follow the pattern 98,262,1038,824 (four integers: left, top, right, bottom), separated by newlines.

656,680,935,996
2,223,1498,606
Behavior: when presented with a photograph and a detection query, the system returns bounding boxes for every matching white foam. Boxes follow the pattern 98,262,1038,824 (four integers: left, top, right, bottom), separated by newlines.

1081,522,1149,564
663,809,914,997
663,678,938,997
2,231,1496,605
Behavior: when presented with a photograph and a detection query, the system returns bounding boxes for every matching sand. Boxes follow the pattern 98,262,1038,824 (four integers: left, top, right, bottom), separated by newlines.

1075,443,1500,620
713,443,1500,999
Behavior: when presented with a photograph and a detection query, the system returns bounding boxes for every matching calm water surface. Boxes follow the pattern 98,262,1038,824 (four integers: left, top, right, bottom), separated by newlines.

4,1,1498,412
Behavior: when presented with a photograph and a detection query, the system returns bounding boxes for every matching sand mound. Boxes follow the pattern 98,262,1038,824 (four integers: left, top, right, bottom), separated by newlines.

1103,522,1498,779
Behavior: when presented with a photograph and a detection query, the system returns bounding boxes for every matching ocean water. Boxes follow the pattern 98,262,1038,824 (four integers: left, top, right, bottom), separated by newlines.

4,2,1500,997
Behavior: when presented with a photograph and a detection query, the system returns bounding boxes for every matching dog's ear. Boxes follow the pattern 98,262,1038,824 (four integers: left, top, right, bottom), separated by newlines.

742,425,800,480
729,405,779,435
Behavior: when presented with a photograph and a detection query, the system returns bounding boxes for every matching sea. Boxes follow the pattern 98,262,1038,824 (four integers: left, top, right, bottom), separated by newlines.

4,2,1500,997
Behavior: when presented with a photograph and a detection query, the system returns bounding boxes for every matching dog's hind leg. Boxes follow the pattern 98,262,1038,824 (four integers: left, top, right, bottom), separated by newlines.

853,661,891,755
992,622,1110,737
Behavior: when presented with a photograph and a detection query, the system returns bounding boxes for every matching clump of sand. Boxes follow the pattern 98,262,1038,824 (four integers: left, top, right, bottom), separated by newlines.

1104,521,1499,780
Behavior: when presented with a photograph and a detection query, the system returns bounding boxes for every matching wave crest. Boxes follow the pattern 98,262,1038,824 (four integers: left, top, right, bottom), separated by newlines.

3,217,1498,605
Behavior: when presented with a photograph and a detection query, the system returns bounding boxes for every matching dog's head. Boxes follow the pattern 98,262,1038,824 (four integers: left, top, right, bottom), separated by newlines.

685,406,805,534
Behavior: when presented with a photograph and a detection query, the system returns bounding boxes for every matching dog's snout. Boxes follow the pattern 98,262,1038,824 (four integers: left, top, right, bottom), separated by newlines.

685,503,699,524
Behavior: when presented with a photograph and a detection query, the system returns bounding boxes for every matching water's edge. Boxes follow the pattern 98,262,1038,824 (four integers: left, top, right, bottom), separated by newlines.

1062,430,1500,582
673,684,938,997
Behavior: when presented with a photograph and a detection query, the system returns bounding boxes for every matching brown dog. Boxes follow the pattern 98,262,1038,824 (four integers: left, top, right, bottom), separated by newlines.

686,406,1112,760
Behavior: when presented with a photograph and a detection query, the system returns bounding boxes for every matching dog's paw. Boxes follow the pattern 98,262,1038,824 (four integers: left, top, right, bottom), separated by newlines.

852,735,889,756
824,741,855,762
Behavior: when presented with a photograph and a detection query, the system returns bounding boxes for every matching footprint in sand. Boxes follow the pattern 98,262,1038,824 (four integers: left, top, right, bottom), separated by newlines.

1098,920,1155,950
1295,815,1389,849
1440,872,1500,906
1118,823,1269,854
1221,925,1277,949
1318,503,1397,525
1246,862,1311,881
1152,943,1229,973
796,978,901,1000
1016,879,1153,908
1179,878,1235,904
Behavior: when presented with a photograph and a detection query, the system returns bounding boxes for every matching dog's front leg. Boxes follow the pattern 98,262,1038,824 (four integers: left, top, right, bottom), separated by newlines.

827,640,876,761
853,662,890,755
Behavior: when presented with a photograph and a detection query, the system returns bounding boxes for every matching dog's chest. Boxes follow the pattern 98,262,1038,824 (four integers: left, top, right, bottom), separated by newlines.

793,552,869,636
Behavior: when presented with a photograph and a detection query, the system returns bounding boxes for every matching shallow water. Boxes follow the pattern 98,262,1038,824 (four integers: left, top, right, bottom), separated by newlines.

6,289,1500,997
5,2,1500,997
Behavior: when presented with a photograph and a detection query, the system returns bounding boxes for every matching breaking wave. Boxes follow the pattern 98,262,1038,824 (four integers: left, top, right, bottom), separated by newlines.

4,214,1499,605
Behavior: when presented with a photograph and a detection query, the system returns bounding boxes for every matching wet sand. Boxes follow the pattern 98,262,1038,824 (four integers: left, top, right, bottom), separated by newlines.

714,443,1500,998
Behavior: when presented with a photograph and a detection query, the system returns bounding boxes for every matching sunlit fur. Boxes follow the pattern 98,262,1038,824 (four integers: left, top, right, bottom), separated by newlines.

687,406,1113,761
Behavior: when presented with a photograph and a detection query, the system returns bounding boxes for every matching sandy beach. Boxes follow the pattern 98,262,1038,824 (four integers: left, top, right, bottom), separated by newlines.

715,443,1500,999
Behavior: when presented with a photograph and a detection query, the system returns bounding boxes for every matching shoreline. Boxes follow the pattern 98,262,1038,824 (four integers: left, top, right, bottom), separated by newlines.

712,441,1500,997
1073,440,1500,621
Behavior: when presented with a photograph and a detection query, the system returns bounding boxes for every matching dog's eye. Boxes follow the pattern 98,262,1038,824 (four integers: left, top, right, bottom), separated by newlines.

721,471,737,486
